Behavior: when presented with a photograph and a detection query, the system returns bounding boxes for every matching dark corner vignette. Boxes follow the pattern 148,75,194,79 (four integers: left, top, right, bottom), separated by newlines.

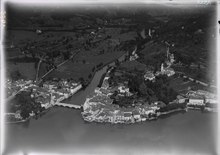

2,1,219,155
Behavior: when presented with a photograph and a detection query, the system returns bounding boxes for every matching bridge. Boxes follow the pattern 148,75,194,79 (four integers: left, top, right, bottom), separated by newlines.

54,102,81,109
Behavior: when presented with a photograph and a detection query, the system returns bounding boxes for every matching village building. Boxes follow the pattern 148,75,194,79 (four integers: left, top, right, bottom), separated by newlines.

123,112,132,121
118,85,132,96
132,110,141,120
101,77,110,89
15,110,22,119
160,63,175,77
36,29,42,34
188,96,205,106
153,101,166,108
205,98,217,104
177,95,187,104
170,53,175,64
187,90,217,104
144,71,155,81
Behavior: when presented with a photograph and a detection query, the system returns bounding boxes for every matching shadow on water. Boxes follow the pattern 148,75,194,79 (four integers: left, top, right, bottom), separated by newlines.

157,110,187,120
21,119,30,128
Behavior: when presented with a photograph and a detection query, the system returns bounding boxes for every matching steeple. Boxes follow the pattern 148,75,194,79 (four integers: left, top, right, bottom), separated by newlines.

149,28,152,38
167,46,169,60
161,63,164,72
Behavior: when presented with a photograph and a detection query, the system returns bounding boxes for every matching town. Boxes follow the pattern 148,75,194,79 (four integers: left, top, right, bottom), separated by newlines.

4,5,217,125
3,3,218,155
81,46,217,124
6,78,82,122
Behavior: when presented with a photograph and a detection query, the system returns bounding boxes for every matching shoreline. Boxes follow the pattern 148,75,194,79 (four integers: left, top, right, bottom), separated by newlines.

81,106,217,124
81,108,187,124
5,108,52,124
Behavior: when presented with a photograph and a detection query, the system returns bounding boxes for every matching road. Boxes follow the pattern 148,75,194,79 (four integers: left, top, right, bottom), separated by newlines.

40,50,80,80
6,50,80,101
175,71,216,89
6,80,32,102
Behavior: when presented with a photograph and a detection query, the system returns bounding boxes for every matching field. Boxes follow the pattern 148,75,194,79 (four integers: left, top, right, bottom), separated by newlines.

119,60,146,71
43,50,125,81
6,62,36,80
169,76,208,94
5,6,216,88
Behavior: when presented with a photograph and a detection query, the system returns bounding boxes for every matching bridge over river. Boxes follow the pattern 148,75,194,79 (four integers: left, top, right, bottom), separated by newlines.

54,102,81,109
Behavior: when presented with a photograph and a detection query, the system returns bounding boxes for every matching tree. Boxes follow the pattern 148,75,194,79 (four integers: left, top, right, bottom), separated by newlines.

198,63,201,70
139,82,148,96
92,67,95,72
10,70,22,81
88,74,92,79
115,60,120,66
79,77,84,83
20,108,30,119
12,91,41,119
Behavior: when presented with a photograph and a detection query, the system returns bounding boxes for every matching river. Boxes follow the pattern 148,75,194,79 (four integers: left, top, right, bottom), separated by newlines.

4,109,217,155
4,52,218,155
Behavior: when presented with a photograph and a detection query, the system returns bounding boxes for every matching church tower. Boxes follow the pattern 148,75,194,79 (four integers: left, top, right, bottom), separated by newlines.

166,46,170,60
161,63,164,72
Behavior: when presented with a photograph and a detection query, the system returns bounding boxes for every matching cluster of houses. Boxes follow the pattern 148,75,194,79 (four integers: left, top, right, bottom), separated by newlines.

129,46,139,61
82,61,218,124
144,63,175,82
186,90,217,106
7,79,32,97
82,69,171,124
144,47,175,81
7,79,82,110
158,63,175,77
172,90,217,112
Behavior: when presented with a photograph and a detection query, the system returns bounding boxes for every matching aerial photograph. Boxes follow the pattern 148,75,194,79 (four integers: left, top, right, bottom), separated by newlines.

1,1,218,155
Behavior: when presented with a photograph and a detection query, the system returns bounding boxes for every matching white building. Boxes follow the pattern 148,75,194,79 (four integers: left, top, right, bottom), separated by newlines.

70,84,82,94
161,63,175,77
188,96,204,106
170,54,175,64
177,95,187,104
133,111,141,120
205,98,217,104
118,86,132,96
140,28,146,39
101,77,109,89
123,112,132,121
36,29,42,34
144,71,155,81
144,109,155,115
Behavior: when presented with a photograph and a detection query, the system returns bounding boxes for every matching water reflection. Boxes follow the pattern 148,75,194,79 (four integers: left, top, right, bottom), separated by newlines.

4,108,217,155
4,52,217,155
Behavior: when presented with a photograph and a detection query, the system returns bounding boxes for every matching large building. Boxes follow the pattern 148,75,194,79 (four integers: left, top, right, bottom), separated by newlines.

188,96,205,106
144,71,155,81
160,63,175,77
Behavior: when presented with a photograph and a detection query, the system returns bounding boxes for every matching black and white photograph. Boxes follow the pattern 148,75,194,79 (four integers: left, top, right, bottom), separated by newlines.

0,0,219,154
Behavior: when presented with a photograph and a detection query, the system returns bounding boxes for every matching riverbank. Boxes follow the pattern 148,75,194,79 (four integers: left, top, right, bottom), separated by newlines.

4,108,217,155
5,80,83,124
5,108,51,124
80,51,217,124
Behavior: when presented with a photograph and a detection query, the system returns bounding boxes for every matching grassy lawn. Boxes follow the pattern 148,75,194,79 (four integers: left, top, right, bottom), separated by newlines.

172,65,209,83
33,27,137,81
119,60,146,71
43,50,125,81
5,26,138,83
6,62,36,80
169,76,207,94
